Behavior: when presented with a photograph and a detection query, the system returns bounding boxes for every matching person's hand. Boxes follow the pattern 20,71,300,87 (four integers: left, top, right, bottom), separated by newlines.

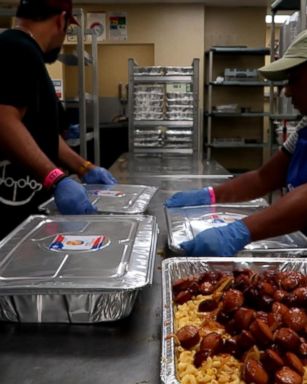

180,220,251,256
82,166,117,185
54,178,97,214
165,187,213,208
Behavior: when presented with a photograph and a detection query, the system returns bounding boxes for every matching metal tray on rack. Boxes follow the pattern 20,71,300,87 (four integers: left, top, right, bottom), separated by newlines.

0,214,158,323
165,202,307,256
161,257,307,384
39,184,157,215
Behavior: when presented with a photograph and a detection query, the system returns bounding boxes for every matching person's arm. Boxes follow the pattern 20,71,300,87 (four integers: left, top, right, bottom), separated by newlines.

0,104,57,180
58,136,117,184
244,182,307,241
214,149,291,203
0,105,97,215
165,149,291,208
58,135,94,177
181,180,307,257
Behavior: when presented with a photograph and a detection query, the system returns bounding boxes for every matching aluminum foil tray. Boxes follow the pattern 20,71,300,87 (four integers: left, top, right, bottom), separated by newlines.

39,184,157,215
0,214,158,323
165,202,307,256
161,257,307,384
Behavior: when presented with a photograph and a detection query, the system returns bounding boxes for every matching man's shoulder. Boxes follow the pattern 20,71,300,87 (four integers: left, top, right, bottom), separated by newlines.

0,30,41,61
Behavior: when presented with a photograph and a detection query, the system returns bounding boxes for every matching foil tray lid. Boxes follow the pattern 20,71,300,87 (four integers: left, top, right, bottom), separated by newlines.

165,203,307,255
160,257,307,384
0,215,158,293
39,184,158,214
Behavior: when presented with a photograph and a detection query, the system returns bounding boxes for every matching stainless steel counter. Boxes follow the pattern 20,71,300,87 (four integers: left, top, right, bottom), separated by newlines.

0,154,230,384
109,152,230,177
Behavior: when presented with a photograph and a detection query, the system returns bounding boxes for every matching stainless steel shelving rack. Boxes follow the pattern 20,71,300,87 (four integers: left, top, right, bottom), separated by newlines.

128,58,201,158
270,0,305,60
60,8,100,165
205,47,271,162
269,0,305,148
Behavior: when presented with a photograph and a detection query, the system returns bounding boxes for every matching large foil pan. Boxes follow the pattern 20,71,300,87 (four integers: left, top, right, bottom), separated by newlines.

161,257,307,384
39,184,157,215
0,214,158,323
165,202,307,256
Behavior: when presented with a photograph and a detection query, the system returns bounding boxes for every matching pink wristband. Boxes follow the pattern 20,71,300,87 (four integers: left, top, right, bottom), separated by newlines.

208,186,216,204
43,168,65,189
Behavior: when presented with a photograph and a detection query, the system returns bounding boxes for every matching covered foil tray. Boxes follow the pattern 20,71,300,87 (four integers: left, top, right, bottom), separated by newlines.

165,202,307,256
0,214,158,323
39,184,157,215
161,257,307,384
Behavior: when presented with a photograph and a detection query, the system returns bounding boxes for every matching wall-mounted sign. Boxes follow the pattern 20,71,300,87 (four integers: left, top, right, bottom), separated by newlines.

109,13,127,41
52,79,63,100
87,12,106,42
65,24,78,43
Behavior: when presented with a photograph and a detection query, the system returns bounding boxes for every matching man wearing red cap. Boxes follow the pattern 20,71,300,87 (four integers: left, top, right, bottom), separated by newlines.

0,0,117,238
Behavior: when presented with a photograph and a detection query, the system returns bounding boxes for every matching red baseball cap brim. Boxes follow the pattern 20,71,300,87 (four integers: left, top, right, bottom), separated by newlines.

68,14,79,26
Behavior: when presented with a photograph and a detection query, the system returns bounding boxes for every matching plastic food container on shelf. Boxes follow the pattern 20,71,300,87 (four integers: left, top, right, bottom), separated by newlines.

164,143,191,148
134,106,163,114
134,84,164,92
135,128,162,138
134,138,162,147
135,99,164,108
164,66,193,75
165,200,307,256
39,184,157,215
161,257,307,384
134,112,164,120
0,214,158,323
166,137,192,143
166,112,193,121
134,140,162,147
134,66,164,76
167,98,193,106
166,92,193,100
135,92,164,101
166,105,193,113
166,130,193,144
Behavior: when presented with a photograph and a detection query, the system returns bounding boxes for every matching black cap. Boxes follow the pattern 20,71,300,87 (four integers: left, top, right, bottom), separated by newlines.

16,0,79,25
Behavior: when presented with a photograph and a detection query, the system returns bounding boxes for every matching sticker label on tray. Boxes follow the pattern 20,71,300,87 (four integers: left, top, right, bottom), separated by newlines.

89,190,125,197
202,212,245,227
49,235,109,251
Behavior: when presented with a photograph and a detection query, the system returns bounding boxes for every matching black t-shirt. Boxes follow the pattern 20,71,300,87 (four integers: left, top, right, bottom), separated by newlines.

0,29,64,238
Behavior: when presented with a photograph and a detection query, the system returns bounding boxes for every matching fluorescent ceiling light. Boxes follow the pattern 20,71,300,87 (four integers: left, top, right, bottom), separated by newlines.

266,15,290,24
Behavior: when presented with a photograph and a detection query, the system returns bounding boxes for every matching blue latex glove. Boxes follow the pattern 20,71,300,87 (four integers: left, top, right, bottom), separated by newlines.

54,178,97,214
82,166,117,185
165,187,212,208
180,220,251,256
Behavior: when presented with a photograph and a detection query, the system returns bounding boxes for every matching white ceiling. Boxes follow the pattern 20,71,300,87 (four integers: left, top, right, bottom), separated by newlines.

75,0,269,5
0,0,270,6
